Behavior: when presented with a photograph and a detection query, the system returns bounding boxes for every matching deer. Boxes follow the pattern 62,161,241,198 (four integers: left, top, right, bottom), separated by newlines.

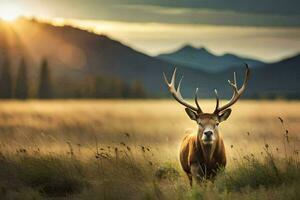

163,65,250,186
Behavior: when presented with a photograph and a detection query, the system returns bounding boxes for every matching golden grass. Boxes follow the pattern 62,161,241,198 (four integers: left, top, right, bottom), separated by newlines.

0,100,299,160
0,100,299,199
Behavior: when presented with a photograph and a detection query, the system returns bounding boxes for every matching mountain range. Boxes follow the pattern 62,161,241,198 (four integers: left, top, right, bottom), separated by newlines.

0,18,299,99
157,45,264,73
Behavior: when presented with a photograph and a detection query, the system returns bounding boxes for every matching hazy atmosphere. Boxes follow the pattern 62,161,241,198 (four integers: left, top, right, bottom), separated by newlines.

1,0,300,61
0,0,299,199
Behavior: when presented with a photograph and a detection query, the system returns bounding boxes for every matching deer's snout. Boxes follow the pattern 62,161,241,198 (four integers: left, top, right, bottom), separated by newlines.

204,131,213,137
201,128,215,144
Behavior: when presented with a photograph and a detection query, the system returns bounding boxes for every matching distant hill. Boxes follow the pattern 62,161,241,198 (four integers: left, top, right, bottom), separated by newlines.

248,54,300,98
0,18,209,97
157,45,264,73
0,18,299,99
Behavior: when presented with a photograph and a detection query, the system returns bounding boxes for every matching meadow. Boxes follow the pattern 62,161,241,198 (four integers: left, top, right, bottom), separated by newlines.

0,100,299,199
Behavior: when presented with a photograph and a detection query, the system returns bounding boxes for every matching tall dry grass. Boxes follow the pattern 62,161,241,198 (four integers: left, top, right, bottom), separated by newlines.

0,100,299,199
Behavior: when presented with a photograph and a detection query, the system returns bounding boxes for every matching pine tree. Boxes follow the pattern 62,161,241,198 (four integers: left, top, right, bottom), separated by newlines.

130,80,146,98
38,59,53,99
94,76,111,98
15,58,28,99
110,77,123,98
121,82,131,99
0,58,13,99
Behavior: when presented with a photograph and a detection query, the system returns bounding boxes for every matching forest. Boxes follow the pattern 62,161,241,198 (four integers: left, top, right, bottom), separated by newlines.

0,57,147,99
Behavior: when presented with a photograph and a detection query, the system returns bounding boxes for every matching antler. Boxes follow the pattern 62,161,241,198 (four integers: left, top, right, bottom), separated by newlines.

163,68,203,113
214,64,250,114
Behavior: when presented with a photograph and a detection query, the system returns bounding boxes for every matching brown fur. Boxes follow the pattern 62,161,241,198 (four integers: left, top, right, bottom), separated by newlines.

179,132,226,185
164,66,250,185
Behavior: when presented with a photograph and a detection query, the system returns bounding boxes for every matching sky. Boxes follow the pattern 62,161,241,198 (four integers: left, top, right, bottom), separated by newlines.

0,0,299,62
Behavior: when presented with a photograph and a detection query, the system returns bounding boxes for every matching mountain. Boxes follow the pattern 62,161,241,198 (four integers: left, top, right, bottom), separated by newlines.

248,54,300,98
157,45,265,73
0,18,299,99
0,18,211,97
207,53,300,99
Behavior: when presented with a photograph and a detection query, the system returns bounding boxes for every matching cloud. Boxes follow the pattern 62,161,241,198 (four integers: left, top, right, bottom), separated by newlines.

51,18,300,62
108,5,300,27
16,0,300,27
118,0,300,16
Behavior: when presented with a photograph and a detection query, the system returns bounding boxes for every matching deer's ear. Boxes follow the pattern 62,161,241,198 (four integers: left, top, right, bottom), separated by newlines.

185,108,197,121
218,109,232,122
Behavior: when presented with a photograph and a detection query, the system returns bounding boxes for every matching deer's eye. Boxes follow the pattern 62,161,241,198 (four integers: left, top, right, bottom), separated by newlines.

215,123,219,127
197,121,203,127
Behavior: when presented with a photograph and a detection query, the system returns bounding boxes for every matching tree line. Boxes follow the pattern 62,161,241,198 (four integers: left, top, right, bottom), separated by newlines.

0,57,146,99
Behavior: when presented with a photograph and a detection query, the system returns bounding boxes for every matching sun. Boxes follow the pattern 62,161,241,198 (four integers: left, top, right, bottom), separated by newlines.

0,4,22,22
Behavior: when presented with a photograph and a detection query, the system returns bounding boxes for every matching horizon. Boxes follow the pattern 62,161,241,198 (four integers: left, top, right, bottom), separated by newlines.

0,2,299,199
1,16,300,63
0,0,299,62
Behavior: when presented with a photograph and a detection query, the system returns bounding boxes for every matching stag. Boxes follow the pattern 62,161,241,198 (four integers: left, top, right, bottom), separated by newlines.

163,65,250,185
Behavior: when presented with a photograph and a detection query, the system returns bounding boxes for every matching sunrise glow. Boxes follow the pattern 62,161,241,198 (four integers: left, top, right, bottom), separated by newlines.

0,4,22,21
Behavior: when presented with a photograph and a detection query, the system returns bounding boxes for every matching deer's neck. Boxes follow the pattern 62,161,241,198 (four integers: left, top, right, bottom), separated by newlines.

196,132,219,164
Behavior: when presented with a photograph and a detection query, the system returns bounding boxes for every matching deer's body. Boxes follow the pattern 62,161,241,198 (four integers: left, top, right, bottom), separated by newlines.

163,65,250,186
180,133,226,185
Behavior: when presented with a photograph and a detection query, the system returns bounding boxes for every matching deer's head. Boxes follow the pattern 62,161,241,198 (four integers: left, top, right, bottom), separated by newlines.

163,65,250,148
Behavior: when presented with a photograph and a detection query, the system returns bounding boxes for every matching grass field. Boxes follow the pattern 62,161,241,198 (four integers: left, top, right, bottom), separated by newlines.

0,100,299,199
